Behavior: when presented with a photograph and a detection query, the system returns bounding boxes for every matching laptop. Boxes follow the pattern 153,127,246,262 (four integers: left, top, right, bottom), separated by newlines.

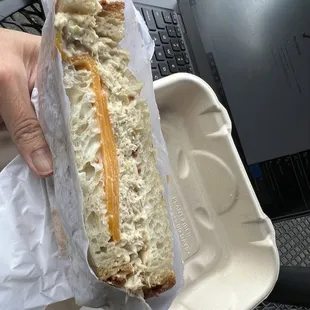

135,0,310,221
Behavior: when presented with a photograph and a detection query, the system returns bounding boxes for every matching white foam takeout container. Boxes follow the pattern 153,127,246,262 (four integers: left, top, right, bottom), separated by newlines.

48,73,279,310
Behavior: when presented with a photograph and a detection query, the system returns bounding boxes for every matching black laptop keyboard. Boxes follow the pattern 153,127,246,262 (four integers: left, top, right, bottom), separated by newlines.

135,4,194,81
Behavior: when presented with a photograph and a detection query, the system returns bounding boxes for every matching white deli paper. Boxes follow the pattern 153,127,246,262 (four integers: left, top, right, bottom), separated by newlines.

0,0,183,309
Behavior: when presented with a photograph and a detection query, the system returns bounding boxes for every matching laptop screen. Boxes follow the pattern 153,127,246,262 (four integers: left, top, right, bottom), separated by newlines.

182,0,310,219
190,0,310,164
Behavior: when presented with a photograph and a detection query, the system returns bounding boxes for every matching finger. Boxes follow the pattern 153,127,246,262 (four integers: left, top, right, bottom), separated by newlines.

0,68,53,177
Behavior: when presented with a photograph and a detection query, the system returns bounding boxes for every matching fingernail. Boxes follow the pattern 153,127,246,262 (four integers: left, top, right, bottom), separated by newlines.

31,148,53,176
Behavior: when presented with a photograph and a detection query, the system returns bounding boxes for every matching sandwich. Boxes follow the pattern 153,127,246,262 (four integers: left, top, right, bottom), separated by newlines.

54,0,176,298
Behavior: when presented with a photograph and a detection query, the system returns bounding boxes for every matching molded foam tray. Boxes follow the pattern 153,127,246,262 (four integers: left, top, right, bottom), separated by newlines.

156,73,279,310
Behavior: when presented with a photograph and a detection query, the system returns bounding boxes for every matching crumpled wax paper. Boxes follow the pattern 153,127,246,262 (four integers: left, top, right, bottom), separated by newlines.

0,89,73,310
0,0,184,309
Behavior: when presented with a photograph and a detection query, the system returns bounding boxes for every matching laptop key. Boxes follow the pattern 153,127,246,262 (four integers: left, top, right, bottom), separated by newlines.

179,39,186,51
150,33,160,46
171,39,180,51
152,70,160,81
162,12,172,24
175,26,182,38
168,60,178,73
214,74,220,82
159,63,170,76
163,45,174,58
175,53,185,65
183,52,190,64
150,55,157,69
141,8,156,31
155,47,165,61
153,10,165,29
186,65,194,73
179,67,187,72
167,25,176,37
171,12,178,24
159,31,169,44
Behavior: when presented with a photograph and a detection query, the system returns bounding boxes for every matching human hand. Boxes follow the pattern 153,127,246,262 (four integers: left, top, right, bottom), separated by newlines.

0,29,53,177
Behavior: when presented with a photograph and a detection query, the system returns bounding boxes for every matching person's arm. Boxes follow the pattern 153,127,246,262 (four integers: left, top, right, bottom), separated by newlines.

0,29,53,177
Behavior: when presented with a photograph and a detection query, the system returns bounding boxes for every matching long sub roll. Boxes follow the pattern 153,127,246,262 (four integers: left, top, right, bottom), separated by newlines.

54,0,176,298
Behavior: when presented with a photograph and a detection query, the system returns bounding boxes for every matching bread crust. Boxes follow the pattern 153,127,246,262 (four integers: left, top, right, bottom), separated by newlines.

98,1,125,21
94,264,176,299
100,0,125,13
143,271,176,299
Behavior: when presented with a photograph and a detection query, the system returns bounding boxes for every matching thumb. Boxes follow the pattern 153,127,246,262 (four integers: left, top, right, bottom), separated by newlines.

0,70,53,177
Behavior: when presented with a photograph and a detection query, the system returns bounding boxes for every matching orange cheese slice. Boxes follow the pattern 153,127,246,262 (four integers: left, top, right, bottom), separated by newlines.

56,33,120,242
